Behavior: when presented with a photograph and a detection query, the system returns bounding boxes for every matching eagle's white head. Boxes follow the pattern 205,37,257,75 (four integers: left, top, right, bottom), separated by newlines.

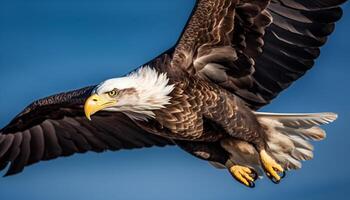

84,66,174,121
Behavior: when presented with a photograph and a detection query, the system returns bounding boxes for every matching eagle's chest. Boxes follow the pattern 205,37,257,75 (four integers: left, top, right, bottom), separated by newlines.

143,80,226,141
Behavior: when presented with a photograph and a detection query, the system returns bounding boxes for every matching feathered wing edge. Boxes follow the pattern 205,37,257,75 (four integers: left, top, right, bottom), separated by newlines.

168,0,346,110
0,86,174,176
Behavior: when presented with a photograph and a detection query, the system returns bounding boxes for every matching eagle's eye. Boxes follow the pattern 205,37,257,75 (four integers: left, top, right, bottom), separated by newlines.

107,90,118,97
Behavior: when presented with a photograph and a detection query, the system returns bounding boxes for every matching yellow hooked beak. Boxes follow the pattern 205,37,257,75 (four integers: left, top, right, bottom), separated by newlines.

84,94,116,120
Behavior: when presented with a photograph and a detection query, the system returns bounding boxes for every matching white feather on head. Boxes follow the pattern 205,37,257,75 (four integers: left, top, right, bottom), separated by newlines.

93,66,175,120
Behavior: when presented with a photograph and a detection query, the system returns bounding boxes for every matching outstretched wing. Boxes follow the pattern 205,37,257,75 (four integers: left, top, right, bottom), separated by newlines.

170,0,346,109
0,86,173,176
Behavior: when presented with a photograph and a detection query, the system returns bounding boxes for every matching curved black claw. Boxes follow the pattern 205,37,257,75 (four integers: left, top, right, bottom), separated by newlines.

233,176,256,188
230,166,258,188
280,171,286,179
247,168,258,188
248,180,256,188
251,169,259,181
266,171,286,184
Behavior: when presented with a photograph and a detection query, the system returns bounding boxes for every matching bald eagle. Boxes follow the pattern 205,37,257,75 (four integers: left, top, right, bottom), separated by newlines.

0,0,346,188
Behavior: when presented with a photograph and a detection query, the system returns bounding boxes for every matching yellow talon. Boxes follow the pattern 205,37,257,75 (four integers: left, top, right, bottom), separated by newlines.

229,165,256,187
260,150,284,182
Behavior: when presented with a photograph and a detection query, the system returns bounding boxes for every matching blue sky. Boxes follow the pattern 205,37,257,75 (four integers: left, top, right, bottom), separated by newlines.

0,0,349,199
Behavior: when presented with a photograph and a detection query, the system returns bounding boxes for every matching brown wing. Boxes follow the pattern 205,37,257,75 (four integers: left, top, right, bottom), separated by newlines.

170,0,346,109
0,86,173,176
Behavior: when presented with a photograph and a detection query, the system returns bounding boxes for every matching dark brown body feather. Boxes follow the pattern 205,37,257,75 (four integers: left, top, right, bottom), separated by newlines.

136,75,266,150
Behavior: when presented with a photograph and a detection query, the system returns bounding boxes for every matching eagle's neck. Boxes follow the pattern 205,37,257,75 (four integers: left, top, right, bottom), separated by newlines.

119,66,175,121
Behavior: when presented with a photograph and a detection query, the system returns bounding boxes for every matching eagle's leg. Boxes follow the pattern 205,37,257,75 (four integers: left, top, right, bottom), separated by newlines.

229,164,257,188
203,94,285,183
247,137,285,183
224,142,285,184
259,149,285,183
221,138,260,187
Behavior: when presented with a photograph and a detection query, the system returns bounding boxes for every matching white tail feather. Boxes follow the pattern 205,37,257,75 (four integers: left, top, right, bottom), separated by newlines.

255,112,337,170
255,112,337,127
